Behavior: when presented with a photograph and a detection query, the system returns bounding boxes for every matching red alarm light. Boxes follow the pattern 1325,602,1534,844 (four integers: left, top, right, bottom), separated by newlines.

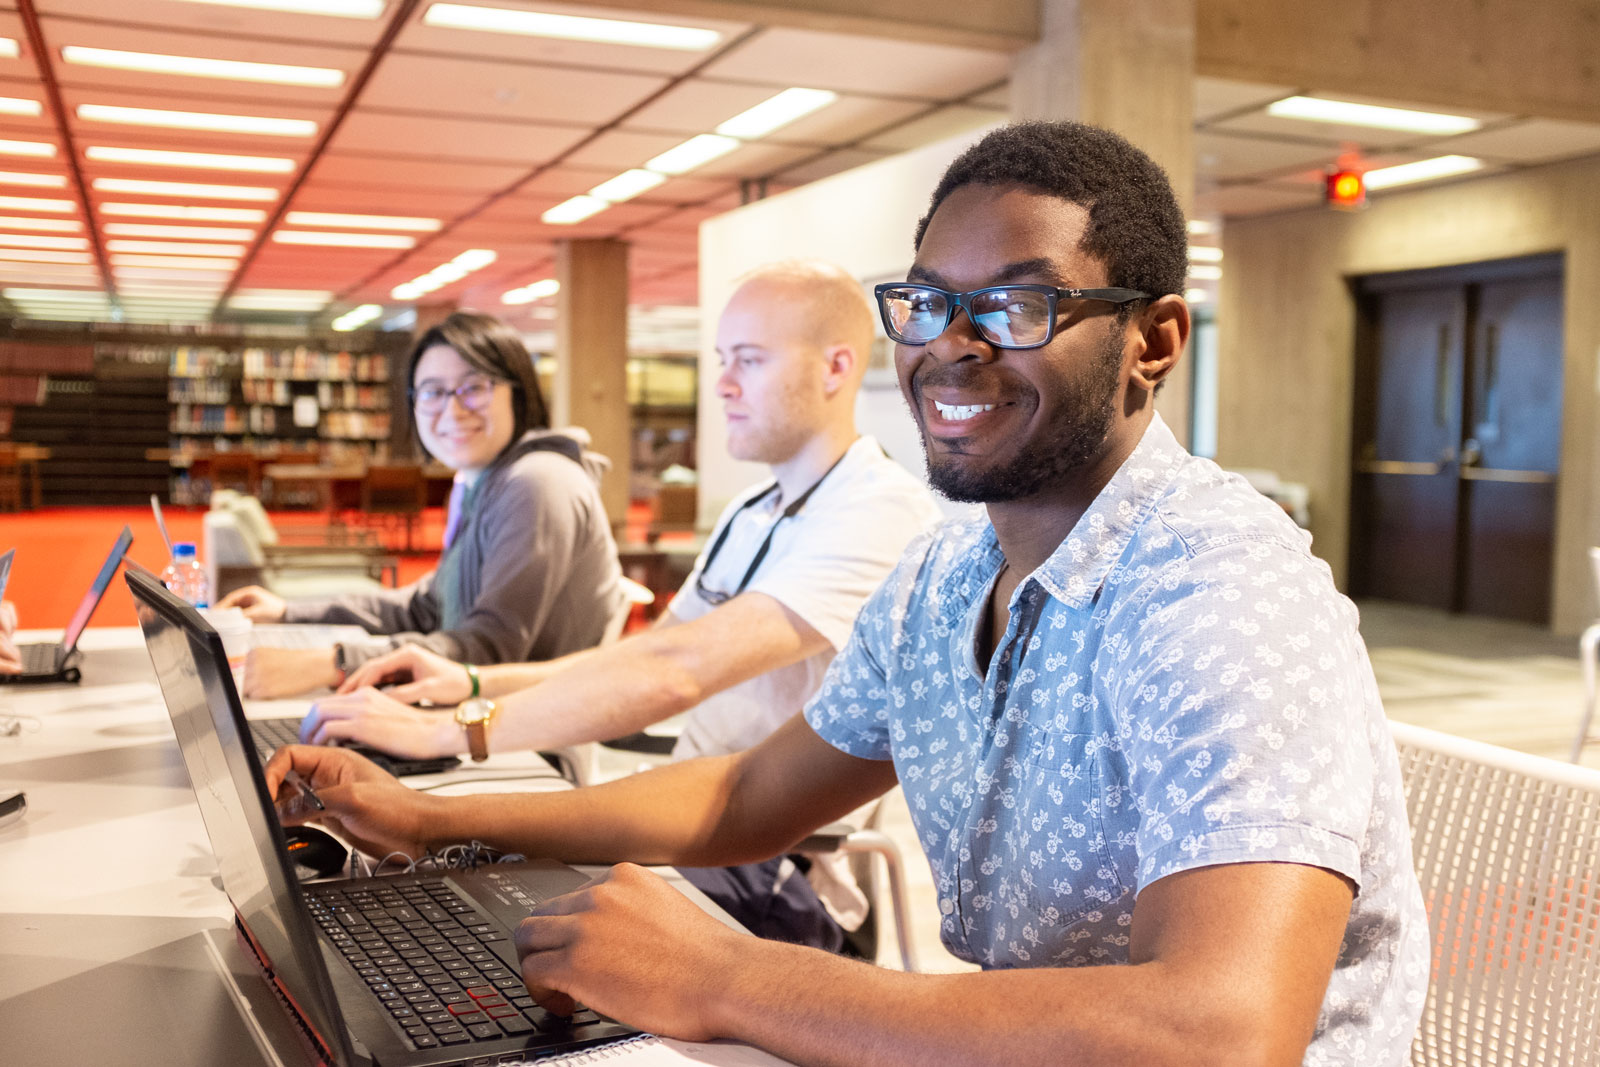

1325,168,1366,210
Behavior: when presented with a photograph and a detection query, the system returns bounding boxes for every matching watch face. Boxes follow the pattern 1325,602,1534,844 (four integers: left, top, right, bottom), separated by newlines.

457,698,493,725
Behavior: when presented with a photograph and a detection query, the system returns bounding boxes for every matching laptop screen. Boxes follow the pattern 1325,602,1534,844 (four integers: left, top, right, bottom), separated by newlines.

126,566,354,1067
61,525,134,654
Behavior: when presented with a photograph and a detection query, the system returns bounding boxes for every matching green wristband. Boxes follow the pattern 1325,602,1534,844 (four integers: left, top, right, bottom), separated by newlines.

464,662,480,699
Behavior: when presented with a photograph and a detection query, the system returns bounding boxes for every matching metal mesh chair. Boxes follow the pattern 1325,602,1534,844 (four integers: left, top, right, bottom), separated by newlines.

1391,719,1600,1066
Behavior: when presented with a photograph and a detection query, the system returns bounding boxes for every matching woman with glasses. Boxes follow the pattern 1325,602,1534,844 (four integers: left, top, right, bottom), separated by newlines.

219,310,627,700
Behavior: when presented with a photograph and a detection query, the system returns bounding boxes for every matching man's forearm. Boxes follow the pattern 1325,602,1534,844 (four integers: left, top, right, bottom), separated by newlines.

422,752,775,867
485,641,703,752
709,943,1285,1067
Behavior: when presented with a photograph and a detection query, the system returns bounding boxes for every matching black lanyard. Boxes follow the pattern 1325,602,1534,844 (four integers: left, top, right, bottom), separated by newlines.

696,448,853,604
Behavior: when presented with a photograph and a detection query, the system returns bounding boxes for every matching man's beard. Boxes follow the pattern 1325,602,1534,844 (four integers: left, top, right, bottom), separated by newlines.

918,329,1123,504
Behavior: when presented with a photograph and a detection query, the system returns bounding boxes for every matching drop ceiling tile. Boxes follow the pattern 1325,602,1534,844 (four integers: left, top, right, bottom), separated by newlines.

701,27,1011,101
361,52,669,125
393,0,749,76
1193,77,1296,124
305,153,528,194
42,20,363,106
773,147,890,185
561,129,688,170
622,79,790,137
508,165,622,199
1194,182,1322,217
637,173,730,204
860,104,1002,153
1196,131,1342,182
687,140,814,180
43,0,387,46
1429,119,1600,163
759,93,930,147
333,110,591,163
1213,91,1511,151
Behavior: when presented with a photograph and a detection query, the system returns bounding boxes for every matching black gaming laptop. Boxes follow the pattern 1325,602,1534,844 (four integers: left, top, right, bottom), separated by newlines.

126,565,637,1065
1,526,133,685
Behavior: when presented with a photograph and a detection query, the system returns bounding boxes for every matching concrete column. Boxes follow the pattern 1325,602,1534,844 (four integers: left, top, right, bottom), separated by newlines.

554,237,631,532
1010,0,1197,445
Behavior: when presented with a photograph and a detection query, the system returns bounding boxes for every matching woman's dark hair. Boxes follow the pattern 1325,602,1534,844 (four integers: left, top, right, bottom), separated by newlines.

406,310,549,454
914,121,1188,304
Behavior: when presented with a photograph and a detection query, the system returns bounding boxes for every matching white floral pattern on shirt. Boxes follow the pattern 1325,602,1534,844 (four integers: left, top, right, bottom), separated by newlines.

805,415,1429,1066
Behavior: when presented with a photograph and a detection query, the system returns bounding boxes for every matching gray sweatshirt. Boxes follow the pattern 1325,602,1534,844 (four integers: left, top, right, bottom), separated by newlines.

284,429,626,669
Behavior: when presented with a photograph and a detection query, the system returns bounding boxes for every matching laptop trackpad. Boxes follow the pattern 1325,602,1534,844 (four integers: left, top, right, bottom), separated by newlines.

451,860,594,935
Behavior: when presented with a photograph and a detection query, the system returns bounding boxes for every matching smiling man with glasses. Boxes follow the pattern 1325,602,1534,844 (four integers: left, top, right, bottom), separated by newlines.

297,260,942,951
268,123,1426,1066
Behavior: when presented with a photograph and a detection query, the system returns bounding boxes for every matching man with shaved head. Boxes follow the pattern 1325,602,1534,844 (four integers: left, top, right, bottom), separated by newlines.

299,259,943,951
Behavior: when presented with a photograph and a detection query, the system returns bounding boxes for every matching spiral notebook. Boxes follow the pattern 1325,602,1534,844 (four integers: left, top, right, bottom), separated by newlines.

529,1035,793,1064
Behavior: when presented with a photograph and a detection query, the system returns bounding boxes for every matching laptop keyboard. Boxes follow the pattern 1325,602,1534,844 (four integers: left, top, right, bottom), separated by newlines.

249,716,304,764
19,642,57,673
305,876,601,1050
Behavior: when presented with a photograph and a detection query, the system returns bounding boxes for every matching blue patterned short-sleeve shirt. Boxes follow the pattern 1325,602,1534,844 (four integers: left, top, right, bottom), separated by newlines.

804,415,1428,1066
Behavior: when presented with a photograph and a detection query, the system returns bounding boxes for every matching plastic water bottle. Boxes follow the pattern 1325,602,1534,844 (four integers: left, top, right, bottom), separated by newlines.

161,542,211,609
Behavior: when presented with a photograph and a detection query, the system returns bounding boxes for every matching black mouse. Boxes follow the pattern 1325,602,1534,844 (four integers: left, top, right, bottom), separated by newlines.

283,824,348,880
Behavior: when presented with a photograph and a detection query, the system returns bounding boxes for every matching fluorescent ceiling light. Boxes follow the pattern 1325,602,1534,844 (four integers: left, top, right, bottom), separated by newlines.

0,171,65,188
0,97,41,117
271,230,414,248
331,303,382,331
502,278,559,304
2,288,105,302
0,216,79,232
77,104,316,138
0,195,73,212
390,248,496,300
1187,219,1216,236
645,134,739,176
541,195,607,225
1363,155,1485,190
284,211,439,231
0,248,93,263
452,248,496,271
170,0,384,17
0,39,17,58
1188,246,1223,264
113,267,232,282
0,139,56,159
1185,287,1211,305
715,88,837,139
106,239,244,256
228,289,333,310
93,178,278,201
86,146,295,173
588,169,665,203
1266,96,1480,136
0,233,87,249
61,46,344,88
111,253,240,270
1187,264,1222,281
121,285,225,298
104,223,253,241
423,3,719,50
101,203,267,223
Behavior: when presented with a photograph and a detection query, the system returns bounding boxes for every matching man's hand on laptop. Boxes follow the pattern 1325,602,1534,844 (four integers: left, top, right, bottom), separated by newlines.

262,744,435,859
515,862,740,1040
337,643,473,704
242,645,342,699
215,585,288,622
302,687,462,758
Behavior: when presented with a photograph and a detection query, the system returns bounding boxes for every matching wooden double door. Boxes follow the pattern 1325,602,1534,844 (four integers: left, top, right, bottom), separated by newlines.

1349,255,1564,624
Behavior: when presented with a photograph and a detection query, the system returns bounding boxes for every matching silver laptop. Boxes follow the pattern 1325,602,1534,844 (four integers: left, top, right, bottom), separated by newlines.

1,526,132,685
126,564,636,1065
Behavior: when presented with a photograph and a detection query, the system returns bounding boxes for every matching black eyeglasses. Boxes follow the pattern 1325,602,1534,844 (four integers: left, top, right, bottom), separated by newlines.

874,282,1149,350
409,375,506,415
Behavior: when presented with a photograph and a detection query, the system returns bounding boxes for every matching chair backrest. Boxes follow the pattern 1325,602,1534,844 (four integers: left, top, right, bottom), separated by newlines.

1391,720,1600,1066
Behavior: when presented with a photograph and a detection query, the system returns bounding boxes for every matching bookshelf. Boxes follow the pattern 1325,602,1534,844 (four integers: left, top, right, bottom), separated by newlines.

0,320,410,507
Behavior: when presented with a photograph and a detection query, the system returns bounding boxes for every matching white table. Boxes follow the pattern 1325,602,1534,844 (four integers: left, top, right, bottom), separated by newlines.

0,628,768,1066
